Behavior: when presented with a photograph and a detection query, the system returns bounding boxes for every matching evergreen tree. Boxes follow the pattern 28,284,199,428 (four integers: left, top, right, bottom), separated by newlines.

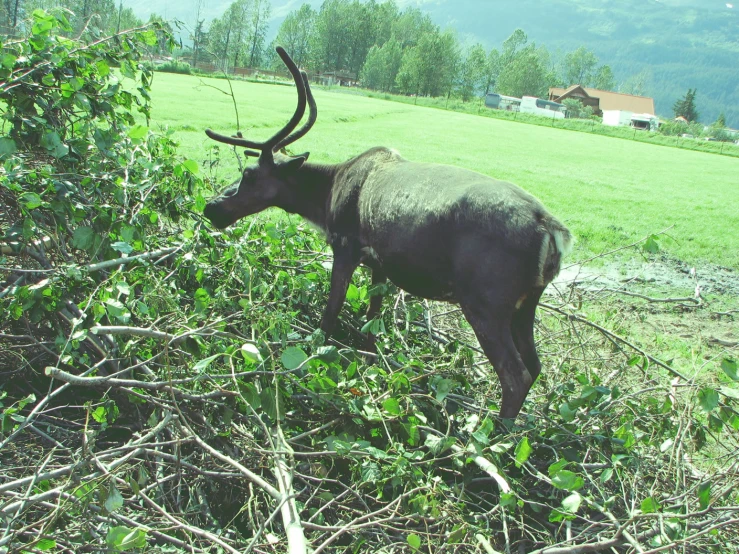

673,88,700,122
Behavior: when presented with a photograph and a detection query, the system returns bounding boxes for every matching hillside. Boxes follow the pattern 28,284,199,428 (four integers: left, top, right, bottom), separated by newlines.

127,0,739,127
418,0,739,127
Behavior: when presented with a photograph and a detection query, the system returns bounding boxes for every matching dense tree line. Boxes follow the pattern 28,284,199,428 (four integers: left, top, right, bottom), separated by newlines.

267,1,619,100
184,0,619,103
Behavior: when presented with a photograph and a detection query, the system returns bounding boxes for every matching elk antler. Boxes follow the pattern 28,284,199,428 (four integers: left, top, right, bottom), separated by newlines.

275,71,317,151
205,47,316,157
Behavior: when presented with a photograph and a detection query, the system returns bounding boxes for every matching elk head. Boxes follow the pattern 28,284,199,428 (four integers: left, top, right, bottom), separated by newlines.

203,47,317,229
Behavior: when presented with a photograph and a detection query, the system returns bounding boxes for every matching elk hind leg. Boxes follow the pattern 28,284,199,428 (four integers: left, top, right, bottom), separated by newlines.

363,270,386,351
511,288,545,384
460,300,533,420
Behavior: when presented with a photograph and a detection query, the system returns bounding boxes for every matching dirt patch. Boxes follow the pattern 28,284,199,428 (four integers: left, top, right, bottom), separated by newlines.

555,256,739,299
551,256,738,357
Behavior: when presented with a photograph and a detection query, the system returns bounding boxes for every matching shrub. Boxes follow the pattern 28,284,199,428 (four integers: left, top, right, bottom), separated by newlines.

155,59,192,75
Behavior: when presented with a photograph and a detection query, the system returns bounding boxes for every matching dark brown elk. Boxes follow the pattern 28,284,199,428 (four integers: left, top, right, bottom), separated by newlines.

203,47,573,419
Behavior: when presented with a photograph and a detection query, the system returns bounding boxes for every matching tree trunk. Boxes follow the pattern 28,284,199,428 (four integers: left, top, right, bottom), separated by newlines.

250,11,260,67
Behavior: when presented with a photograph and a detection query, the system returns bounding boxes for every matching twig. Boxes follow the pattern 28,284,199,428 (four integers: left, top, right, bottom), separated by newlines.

540,302,689,382
600,288,700,305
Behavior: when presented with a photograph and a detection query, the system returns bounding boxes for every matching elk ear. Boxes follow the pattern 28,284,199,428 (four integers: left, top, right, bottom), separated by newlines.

278,153,309,173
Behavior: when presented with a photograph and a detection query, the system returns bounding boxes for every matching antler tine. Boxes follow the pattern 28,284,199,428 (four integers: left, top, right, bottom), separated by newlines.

264,46,307,152
276,70,317,152
204,46,307,154
204,128,265,149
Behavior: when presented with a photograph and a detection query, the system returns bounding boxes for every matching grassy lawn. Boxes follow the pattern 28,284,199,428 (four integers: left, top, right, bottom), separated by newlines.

147,72,739,270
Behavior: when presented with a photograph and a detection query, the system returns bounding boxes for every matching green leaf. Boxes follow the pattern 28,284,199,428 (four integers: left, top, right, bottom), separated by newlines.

260,389,277,420
281,347,307,370
559,402,577,422
36,538,56,551
360,460,381,483
551,470,584,491
435,378,455,402
697,388,719,412
471,417,496,444
500,492,516,508
104,484,124,514
96,59,110,77
241,343,262,363
643,234,660,254
40,131,68,158
315,345,339,363
447,525,466,544
193,354,220,372
72,227,95,250
116,282,131,296
0,137,16,159
106,526,147,552
194,287,210,313
140,29,159,46
721,358,738,381
514,437,533,467
383,397,402,416
424,434,455,455
92,406,107,423
111,241,133,255
1,53,16,69
407,534,421,550
127,125,149,140
20,192,44,210
641,497,660,514
182,159,199,174
238,382,261,409
698,482,711,509
32,9,56,35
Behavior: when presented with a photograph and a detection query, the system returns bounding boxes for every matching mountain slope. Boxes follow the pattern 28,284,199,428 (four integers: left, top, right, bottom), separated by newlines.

420,0,739,126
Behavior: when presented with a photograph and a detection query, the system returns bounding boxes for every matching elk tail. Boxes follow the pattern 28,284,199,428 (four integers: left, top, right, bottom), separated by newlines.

536,220,574,287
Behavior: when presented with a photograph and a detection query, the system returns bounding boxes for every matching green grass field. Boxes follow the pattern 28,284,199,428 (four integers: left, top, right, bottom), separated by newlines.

147,72,739,269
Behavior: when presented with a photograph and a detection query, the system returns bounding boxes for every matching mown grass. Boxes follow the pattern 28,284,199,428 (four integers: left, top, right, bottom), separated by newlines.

146,71,739,270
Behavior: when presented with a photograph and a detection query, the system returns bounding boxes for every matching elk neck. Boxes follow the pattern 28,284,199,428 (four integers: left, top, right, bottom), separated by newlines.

277,161,339,232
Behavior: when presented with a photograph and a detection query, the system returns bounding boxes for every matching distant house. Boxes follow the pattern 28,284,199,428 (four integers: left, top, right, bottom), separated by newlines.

548,85,656,117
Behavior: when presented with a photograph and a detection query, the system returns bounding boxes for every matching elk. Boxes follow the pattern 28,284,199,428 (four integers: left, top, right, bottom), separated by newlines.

203,47,573,419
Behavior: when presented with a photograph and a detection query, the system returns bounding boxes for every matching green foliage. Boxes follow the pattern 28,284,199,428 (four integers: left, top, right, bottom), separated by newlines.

496,39,553,98
153,59,192,74
359,36,402,93
272,2,316,69
673,88,700,123
456,42,489,101
208,0,271,69
562,98,594,119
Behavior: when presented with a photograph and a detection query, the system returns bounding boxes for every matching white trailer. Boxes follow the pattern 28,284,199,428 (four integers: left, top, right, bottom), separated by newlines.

602,110,633,127
520,96,566,119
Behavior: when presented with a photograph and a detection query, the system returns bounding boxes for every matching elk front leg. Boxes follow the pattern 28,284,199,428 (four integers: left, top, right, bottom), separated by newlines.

320,250,359,337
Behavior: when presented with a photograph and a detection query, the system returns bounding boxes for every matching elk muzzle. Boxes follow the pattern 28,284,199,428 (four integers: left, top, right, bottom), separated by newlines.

203,198,240,229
